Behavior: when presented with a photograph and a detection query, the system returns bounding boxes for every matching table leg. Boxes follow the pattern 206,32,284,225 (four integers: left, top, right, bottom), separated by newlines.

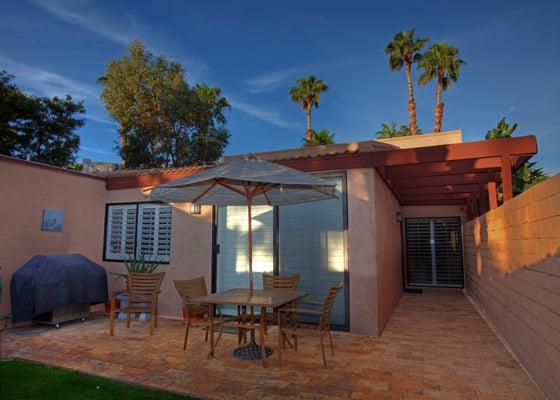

207,304,215,359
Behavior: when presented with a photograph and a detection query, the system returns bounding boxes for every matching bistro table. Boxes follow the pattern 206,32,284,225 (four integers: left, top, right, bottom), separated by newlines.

190,288,308,366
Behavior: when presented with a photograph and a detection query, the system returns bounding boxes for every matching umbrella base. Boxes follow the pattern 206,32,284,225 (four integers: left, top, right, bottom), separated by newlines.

233,341,273,360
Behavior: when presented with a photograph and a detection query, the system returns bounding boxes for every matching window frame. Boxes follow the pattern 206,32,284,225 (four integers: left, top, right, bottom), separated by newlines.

102,201,172,264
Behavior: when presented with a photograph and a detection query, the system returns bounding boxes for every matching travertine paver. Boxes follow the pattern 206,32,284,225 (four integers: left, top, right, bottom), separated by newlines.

0,290,543,399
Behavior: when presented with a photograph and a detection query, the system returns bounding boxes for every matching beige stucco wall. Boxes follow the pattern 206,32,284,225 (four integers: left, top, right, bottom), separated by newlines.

464,174,560,399
0,158,107,318
373,171,403,333
346,168,379,335
104,188,213,320
376,130,463,149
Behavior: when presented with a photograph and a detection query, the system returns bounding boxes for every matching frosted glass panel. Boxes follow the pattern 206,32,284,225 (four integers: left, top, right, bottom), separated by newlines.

216,205,274,293
279,175,346,326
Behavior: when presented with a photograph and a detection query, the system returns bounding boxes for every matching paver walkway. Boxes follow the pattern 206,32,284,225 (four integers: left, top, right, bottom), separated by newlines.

0,290,542,399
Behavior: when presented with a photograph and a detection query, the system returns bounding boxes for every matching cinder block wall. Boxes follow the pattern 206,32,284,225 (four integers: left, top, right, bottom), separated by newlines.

464,174,560,399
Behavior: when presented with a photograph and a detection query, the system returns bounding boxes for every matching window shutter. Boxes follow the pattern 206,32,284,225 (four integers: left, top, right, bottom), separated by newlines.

105,204,137,260
137,204,172,262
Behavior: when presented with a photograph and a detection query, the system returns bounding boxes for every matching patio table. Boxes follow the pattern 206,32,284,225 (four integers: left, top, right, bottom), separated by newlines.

190,288,307,365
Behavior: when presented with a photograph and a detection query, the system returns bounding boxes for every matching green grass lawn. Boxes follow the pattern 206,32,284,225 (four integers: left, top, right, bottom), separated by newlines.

0,359,195,400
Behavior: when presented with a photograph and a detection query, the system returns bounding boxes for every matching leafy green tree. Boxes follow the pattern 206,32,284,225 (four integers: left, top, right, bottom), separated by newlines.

289,75,329,142
98,40,230,168
0,71,84,167
376,122,421,138
486,118,549,194
418,42,465,133
385,29,429,136
303,128,335,147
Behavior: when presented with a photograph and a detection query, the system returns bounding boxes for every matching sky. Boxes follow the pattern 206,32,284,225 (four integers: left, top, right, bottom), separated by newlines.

1,0,559,174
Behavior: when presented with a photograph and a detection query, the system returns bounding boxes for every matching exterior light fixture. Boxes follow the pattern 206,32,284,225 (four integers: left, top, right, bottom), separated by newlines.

396,211,402,222
190,203,201,214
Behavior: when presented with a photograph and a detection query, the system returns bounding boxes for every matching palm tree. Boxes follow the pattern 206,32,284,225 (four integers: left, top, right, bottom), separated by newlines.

376,122,421,138
418,42,465,132
303,128,335,147
289,76,329,141
385,29,429,136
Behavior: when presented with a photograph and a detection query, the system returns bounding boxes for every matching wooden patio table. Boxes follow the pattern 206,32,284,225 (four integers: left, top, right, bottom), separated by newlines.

190,288,308,366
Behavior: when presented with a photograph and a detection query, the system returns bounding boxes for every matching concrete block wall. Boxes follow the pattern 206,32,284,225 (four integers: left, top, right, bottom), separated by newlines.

464,174,560,399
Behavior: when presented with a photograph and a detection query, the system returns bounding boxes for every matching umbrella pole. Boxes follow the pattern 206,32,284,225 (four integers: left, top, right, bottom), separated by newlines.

247,190,253,297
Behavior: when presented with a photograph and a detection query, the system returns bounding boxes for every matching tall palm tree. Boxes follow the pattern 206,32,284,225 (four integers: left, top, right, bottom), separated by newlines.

289,75,329,141
418,42,466,132
385,29,429,136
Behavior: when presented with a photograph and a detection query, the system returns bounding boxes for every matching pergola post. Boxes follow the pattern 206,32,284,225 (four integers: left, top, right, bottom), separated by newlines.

488,181,498,209
478,183,486,214
501,153,513,201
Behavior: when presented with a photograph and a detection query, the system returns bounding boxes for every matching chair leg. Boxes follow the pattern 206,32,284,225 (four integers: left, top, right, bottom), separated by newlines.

320,332,327,368
259,308,266,367
126,311,131,328
154,303,158,328
328,329,335,356
149,304,156,336
277,313,282,366
204,323,209,342
183,319,190,350
109,309,115,336
294,335,298,352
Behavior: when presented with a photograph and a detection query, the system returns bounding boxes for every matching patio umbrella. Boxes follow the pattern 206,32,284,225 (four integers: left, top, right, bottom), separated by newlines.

149,155,337,295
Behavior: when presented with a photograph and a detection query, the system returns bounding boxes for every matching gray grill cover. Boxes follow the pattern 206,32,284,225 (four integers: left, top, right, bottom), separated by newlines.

10,254,108,322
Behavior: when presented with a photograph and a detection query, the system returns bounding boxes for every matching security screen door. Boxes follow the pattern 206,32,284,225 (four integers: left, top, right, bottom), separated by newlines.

405,217,464,288
214,173,348,329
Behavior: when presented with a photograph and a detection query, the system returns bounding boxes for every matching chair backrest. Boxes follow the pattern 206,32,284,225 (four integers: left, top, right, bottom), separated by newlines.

319,282,343,329
128,272,166,303
262,273,300,290
173,276,208,303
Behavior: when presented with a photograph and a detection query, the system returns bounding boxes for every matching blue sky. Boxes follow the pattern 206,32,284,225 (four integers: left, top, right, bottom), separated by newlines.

1,0,559,174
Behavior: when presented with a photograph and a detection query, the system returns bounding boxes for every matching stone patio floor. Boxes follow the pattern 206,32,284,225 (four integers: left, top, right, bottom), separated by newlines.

0,290,543,399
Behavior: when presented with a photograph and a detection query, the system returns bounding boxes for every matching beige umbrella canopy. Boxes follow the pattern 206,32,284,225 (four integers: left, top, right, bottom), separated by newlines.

150,156,337,294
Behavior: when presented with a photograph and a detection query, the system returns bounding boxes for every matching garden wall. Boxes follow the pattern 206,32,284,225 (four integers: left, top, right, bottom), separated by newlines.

464,174,560,399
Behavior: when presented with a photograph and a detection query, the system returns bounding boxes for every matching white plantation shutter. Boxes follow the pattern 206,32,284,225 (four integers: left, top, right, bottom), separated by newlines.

105,204,137,260
104,203,172,262
137,203,172,262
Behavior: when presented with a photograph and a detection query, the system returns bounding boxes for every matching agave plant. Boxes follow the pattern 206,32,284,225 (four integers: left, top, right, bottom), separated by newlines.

124,254,160,274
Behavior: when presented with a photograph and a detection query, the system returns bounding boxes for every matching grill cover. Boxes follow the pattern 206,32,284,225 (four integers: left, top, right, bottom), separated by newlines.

10,254,108,322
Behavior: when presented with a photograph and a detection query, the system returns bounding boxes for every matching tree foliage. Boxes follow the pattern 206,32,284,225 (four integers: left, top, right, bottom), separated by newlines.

376,122,421,138
289,75,328,140
302,128,335,147
98,40,230,168
385,28,429,135
418,42,465,132
486,118,549,194
0,71,84,167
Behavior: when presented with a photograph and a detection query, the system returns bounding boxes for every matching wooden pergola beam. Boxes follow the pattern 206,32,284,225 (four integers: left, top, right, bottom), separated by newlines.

396,184,481,196
402,199,466,206
389,172,501,188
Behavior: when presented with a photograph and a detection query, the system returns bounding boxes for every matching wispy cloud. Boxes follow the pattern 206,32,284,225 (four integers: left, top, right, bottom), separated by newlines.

0,52,98,101
228,97,300,130
80,146,115,155
30,0,210,82
244,69,297,93
0,53,114,125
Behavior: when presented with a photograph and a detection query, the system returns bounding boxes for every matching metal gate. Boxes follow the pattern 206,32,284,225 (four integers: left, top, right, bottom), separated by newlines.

405,217,464,288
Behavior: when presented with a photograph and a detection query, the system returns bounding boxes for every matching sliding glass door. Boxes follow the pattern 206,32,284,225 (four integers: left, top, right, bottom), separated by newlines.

213,173,348,329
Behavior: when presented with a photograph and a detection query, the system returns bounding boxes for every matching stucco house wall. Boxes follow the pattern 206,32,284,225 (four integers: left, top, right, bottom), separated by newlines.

103,188,214,320
0,157,106,317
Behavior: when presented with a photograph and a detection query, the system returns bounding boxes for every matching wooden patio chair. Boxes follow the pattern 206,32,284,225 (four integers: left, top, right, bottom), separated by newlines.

109,272,166,336
173,276,213,350
278,282,343,368
261,273,300,334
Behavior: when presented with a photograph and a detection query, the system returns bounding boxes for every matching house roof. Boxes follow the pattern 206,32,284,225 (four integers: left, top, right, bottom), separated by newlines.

98,135,538,219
